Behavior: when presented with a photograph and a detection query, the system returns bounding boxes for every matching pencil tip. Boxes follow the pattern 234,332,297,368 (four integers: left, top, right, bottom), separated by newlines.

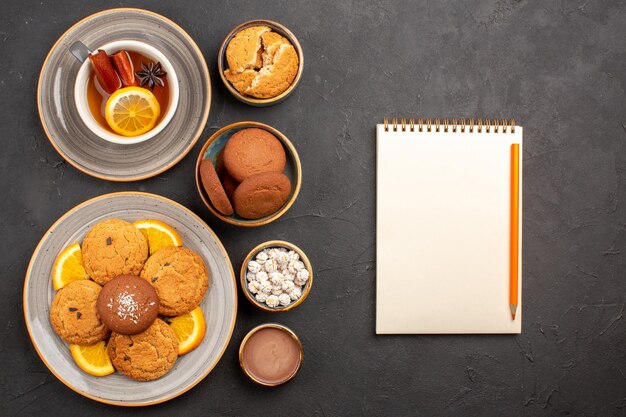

510,304,518,319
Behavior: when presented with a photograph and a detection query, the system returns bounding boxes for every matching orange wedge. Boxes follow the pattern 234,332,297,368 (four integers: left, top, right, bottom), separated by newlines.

168,307,206,355
70,342,115,377
105,86,160,137
52,243,89,290
132,219,183,255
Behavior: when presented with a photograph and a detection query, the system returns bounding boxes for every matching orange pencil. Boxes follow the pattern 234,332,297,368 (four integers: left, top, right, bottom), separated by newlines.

510,144,520,320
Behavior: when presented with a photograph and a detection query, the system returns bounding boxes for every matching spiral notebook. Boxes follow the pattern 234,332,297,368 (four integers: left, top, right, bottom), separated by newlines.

376,118,523,334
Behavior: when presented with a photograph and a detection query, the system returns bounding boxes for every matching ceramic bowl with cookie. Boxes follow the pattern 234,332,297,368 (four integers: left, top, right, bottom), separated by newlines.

218,20,304,106
195,121,302,227
240,240,313,312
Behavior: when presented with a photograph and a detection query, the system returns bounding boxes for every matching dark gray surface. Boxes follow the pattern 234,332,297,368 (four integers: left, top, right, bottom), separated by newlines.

1,0,624,416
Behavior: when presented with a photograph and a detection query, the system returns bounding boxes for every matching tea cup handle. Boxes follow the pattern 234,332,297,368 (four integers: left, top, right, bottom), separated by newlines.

69,41,92,63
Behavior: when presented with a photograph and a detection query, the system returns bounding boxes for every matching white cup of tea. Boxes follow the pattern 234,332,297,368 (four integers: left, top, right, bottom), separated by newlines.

73,40,179,145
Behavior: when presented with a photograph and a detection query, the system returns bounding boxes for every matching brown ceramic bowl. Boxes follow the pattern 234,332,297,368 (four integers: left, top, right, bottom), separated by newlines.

218,20,304,106
195,121,302,227
239,323,303,387
240,240,313,312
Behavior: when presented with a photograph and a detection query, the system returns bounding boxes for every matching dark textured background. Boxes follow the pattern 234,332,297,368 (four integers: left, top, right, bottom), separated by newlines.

1,0,625,416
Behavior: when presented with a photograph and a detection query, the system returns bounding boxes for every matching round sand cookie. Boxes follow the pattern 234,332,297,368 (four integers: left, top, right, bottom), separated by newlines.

97,275,159,335
223,128,286,182
199,158,234,216
224,68,258,95
82,219,149,285
222,171,239,200
50,280,109,345
245,44,299,98
260,31,291,66
140,247,210,316
232,172,292,219
215,149,225,177
225,26,271,73
107,319,178,381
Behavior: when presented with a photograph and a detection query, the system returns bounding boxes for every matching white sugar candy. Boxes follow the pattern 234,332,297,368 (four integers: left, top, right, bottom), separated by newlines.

294,269,309,286
276,251,289,265
266,294,280,308
255,251,269,264
269,271,284,286
247,260,262,273
281,280,295,292
246,246,310,309
255,271,269,283
278,293,291,306
263,258,278,273
289,287,302,301
247,281,260,294
288,250,299,262
260,281,272,294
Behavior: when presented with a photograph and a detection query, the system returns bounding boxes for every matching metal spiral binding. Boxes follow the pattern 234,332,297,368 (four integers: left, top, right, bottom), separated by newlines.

383,117,516,134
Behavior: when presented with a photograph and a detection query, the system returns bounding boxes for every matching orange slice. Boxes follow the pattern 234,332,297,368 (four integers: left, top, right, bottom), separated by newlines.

168,307,206,355
52,243,89,290
105,86,160,137
70,341,115,377
132,219,183,255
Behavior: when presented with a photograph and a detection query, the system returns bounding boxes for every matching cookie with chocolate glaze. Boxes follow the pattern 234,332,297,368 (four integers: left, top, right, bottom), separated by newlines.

97,275,159,335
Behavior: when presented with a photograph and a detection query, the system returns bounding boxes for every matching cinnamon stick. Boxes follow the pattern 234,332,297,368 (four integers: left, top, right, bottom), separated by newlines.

88,50,121,94
110,50,138,87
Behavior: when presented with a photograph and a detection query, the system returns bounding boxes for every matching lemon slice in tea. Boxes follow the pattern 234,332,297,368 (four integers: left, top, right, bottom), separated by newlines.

105,86,160,137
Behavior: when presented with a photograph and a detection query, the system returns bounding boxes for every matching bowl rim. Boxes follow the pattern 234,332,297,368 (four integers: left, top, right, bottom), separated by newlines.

238,323,303,386
217,19,304,106
239,240,313,312
195,121,302,227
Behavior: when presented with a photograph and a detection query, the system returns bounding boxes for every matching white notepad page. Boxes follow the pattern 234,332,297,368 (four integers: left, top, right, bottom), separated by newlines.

376,123,523,334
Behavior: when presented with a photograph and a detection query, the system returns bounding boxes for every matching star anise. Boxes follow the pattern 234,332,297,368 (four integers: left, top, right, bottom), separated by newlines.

135,61,167,90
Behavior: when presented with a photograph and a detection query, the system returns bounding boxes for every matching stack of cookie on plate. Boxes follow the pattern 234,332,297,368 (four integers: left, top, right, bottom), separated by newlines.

200,127,292,219
49,218,209,381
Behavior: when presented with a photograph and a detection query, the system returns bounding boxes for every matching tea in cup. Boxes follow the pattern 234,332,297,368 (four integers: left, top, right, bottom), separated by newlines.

73,40,179,144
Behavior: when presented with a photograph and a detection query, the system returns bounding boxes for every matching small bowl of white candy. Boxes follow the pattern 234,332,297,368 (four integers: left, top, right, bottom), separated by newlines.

240,240,313,312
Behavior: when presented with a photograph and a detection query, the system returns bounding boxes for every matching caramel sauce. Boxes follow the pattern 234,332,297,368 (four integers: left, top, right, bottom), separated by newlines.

86,50,170,134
